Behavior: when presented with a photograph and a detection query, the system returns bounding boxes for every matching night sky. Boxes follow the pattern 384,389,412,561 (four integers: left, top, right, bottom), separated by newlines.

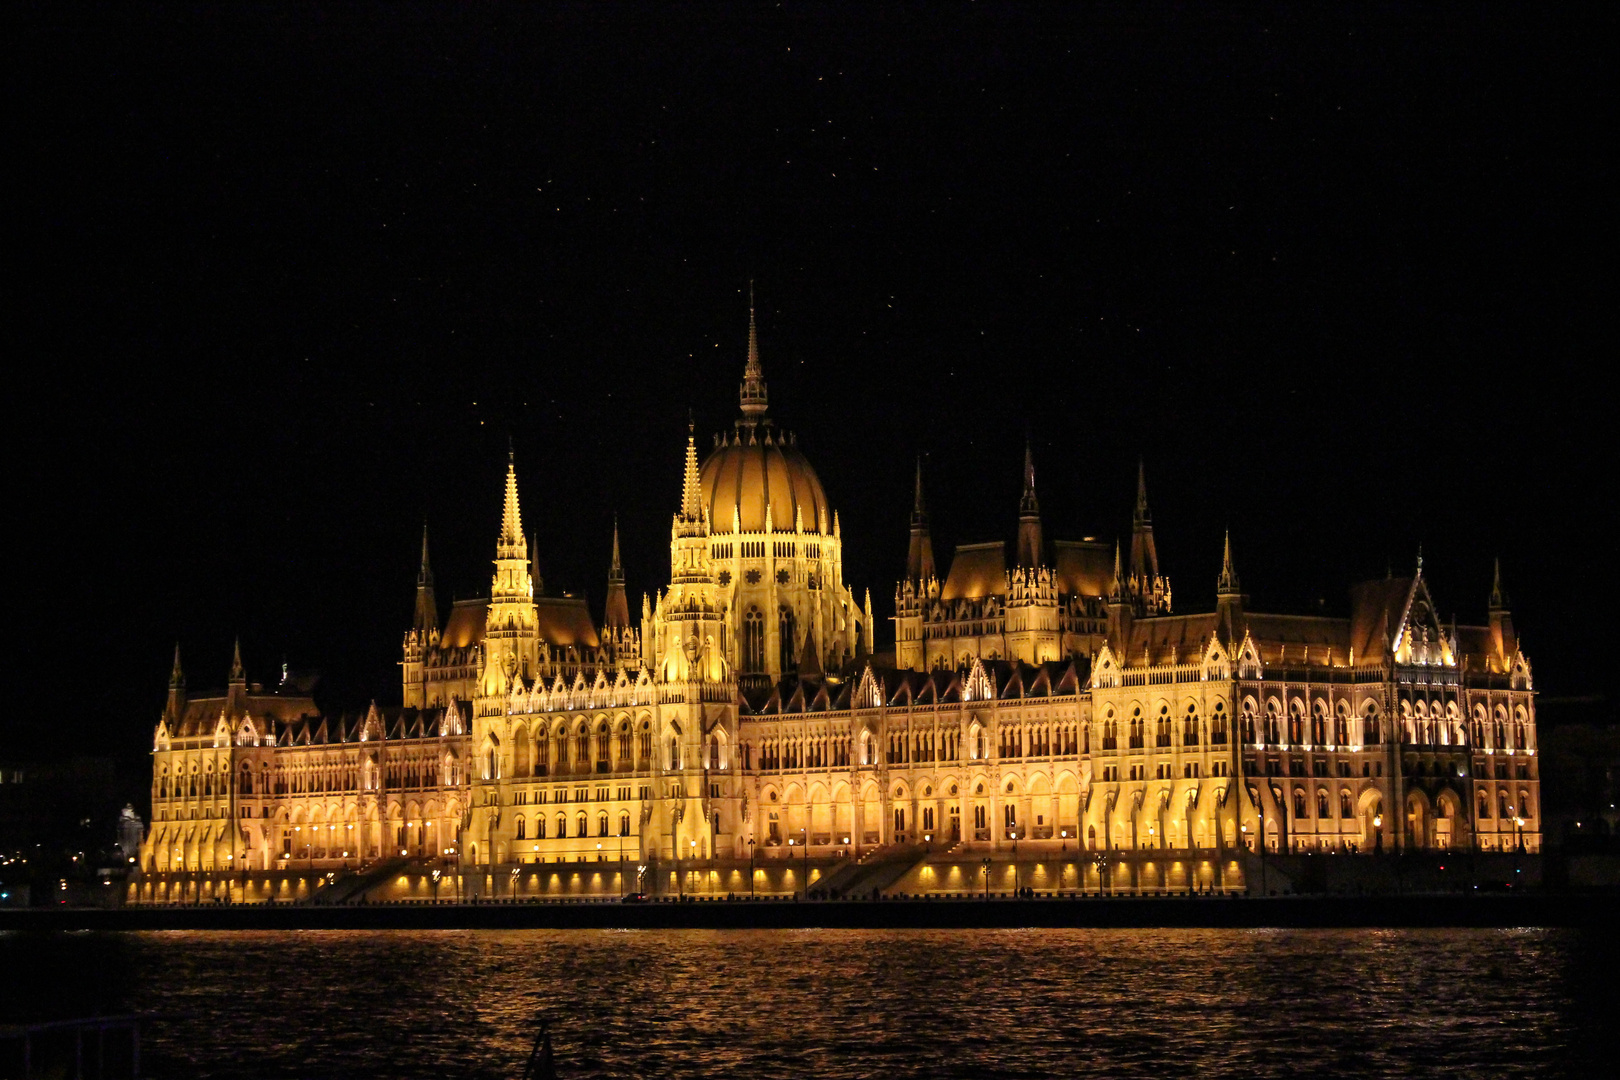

11,4,1612,783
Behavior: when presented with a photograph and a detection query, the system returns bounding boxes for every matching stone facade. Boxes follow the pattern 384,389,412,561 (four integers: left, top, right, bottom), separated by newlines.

133,302,1541,903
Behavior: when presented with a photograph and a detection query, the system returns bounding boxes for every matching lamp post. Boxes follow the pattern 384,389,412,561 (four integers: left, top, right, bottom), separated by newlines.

1010,830,1019,896
982,856,992,902
802,828,810,898
787,837,795,898
690,838,697,897
748,837,756,899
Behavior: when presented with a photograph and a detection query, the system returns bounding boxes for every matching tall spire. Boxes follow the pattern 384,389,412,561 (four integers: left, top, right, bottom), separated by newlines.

229,637,245,683
739,280,769,422
907,456,936,582
681,422,703,520
530,530,544,597
1489,557,1508,611
414,524,439,636
1217,529,1241,596
604,515,630,629
1133,457,1151,526
1128,459,1160,585
169,643,184,689
498,454,526,555
1016,439,1044,568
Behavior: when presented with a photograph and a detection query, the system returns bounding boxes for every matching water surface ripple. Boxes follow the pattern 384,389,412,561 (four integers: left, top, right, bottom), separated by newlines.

3,927,1609,1078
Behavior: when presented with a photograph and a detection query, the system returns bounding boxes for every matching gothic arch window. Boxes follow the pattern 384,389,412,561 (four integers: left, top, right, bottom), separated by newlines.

1265,700,1281,745
1293,788,1308,819
743,607,765,673
515,816,527,840
1129,708,1144,749
1317,790,1330,819
577,813,589,838
1340,790,1353,818
557,814,567,839
1183,704,1199,746
620,812,631,837
779,605,798,673
1211,702,1228,745
1156,705,1172,747
598,812,609,837
1478,792,1491,819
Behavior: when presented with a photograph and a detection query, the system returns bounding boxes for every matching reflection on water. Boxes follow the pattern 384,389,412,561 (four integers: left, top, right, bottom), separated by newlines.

1,927,1607,1078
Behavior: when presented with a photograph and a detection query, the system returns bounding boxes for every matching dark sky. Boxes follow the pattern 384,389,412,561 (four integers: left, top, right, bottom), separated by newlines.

10,3,1613,775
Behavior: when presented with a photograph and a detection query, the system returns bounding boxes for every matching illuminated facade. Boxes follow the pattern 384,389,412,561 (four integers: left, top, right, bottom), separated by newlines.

135,301,1541,901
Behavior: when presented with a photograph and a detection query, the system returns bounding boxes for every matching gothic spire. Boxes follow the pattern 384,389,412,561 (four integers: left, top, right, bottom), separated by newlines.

1217,529,1241,596
1133,457,1151,526
229,637,245,683
1128,459,1161,585
169,643,184,689
604,515,630,629
739,281,769,421
907,456,936,583
1489,557,1508,611
1016,439,1044,568
414,524,439,636
499,455,524,550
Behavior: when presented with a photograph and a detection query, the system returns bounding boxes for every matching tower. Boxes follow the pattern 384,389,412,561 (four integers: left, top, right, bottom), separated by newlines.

895,458,937,670
1128,461,1171,615
604,516,631,631
1016,440,1044,570
402,526,439,708
1216,529,1244,645
1488,558,1516,670
482,452,538,696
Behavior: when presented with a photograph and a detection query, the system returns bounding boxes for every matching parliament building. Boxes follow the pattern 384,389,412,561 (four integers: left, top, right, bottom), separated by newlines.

134,302,1542,903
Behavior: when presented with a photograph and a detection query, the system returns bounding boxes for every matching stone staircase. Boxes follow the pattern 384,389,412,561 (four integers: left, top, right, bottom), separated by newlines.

307,857,410,906
815,844,928,899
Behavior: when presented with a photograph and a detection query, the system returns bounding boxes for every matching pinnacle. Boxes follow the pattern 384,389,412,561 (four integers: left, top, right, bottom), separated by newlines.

912,456,927,519
679,429,704,522
1218,529,1241,596
1134,458,1151,525
229,637,245,682
499,456,525,547
610,514,623,575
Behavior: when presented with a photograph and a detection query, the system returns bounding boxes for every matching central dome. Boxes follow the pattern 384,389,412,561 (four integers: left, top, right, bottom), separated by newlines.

700,427,829,535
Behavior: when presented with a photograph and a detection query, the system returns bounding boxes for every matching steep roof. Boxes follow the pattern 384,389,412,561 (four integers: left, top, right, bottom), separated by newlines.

1053,540,1112,598
941,542,1006,600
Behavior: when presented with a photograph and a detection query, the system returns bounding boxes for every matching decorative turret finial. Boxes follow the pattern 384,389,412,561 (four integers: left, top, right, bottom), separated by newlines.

1016,440,1044,568
1217,529,1241,596
1110,540,1125,599
169,643,184,689
1489,557,1508,611
604,515,631,629
413,523,439,636
739,281,769,420
610,515,623,578
1415,544,1424,576
229,637,245,683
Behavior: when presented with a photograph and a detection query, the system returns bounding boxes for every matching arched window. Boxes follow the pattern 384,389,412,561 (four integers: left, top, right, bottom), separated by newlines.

1293,789,1307,819
1183,704,1199,746
1340,790,1353,818
639,722,652,762
1518,791,1533,819
598,812,609,837
1311,702,1327,745
1478,792,1491,819
669,737,682,770
516,816,527,840
240,766,253,795
556,815,567,839
1156,705,1171,747
596,724,610,767
743,607,765,672
779,606,798,673
512,728,531,778
1129,709,1144,749
1102,710,1117,750
1288,701,1305,744
1363,704,1381,745
1334,704,1350,746
577,813,588,838
1499,791,1512,819
536,816,547,839
1317,790,1330,819
1265,702,1281,744
555,730,569,768
619,812,631,837
1211,702,1228,745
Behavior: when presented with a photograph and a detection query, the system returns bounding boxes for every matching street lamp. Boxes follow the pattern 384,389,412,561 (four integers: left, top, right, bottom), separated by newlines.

801,828,810,898
690,838,697,897
747,837,756,899
1009,830,1020,896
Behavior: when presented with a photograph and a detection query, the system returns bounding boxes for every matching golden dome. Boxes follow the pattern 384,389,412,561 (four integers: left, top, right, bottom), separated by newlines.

700,427,829,535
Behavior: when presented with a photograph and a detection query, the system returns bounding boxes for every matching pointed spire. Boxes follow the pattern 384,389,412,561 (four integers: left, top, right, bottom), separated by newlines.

605,515,630,630
1128,459,1161,589
1111,541,1125,598
499,455,525,550
169,643,184,689
739,281,769,421
1416,543,1424,576
679,422,703,523
912,456,928,523
1489,557,1507,610
907,456,936,582
413,524,439,636
229,637,245,683
1016,440,1044,568
1020,438,1040,515
1217,529,1241,596
1134,457,1151,526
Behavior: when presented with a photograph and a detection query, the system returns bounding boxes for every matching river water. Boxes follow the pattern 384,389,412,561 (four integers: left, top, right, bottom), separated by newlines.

2,927,1610,1078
